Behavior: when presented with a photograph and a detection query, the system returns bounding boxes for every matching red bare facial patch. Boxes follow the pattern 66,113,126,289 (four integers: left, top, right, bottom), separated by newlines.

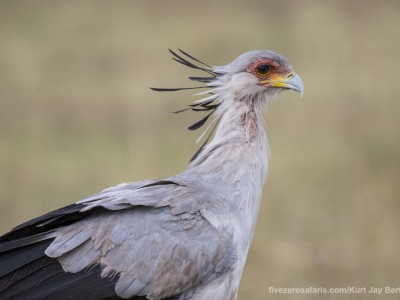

246,59,283,76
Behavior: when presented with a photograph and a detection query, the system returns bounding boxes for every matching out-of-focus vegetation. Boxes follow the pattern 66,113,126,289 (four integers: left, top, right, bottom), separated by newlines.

0,1,399,299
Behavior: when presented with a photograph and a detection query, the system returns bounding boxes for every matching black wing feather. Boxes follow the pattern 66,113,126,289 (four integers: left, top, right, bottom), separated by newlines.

0,203,104,243
0,254,122,300
0,240,50,277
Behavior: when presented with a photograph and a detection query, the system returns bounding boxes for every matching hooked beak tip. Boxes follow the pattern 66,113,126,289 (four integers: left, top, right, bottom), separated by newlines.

286,73,304,98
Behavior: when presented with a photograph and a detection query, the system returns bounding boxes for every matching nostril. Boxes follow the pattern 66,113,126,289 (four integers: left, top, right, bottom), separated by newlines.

287,73,294,78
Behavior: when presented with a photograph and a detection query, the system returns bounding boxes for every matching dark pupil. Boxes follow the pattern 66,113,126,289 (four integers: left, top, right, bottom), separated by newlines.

257,64,270,74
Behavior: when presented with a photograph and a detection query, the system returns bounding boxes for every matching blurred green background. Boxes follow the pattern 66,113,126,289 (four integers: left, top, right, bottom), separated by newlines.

0,1,399,299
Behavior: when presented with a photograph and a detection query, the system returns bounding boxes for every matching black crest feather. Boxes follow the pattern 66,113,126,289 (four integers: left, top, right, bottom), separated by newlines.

187,111,214,131
150,87,206,92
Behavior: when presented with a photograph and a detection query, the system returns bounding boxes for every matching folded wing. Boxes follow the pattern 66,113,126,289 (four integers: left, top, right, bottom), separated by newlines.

0,179,236,299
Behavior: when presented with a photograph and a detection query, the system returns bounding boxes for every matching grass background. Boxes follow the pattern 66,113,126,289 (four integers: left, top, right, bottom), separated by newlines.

0,1,399,299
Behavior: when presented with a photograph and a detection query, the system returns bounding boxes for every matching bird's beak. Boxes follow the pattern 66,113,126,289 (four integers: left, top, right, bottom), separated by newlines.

260,72,304,97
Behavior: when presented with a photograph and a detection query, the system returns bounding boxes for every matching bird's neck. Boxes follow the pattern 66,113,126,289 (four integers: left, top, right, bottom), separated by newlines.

189,96,269,185
188,94,269,234
184,95,270,291
186,95,269,284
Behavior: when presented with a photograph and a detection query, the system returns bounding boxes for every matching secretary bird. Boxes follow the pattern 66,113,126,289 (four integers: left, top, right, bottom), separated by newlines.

0,49,304,300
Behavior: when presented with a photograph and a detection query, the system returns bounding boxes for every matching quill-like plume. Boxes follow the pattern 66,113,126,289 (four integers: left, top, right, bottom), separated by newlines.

150,50,223,161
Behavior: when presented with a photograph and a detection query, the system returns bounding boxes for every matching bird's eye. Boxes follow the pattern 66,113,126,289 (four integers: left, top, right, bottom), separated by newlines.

255,64,271,76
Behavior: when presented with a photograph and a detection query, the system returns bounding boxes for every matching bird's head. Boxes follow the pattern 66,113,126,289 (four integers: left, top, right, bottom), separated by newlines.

213,50,304,101
151,49,304,161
